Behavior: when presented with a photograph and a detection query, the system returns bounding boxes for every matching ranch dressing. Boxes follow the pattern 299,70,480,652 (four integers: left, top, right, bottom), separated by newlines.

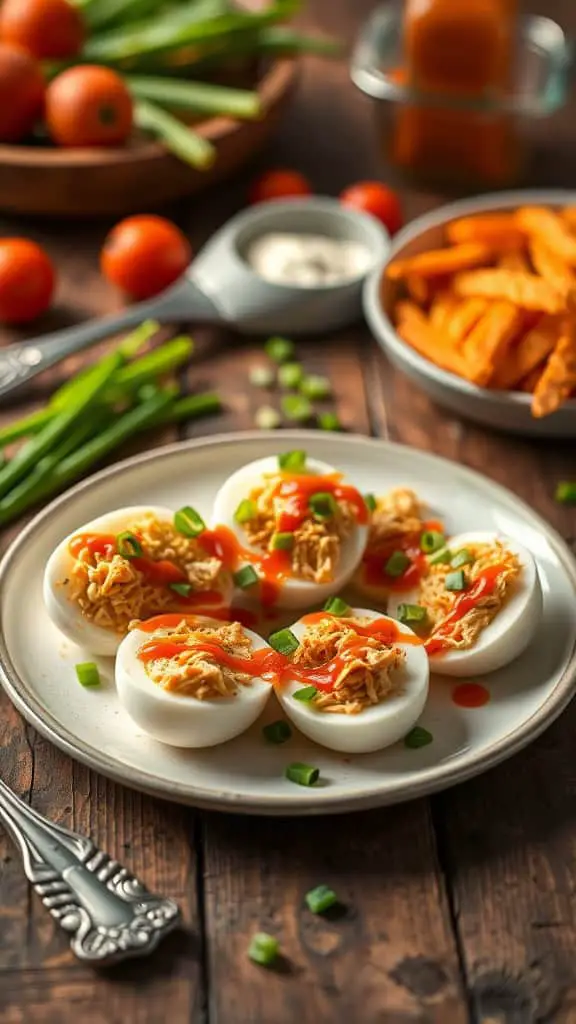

246,232,372,288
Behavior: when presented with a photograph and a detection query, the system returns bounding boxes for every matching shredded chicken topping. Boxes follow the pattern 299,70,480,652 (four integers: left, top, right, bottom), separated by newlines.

65,515,225,634
368,488,425,549
134,618,253,699
292,615,405,715
242,474,356,583
420,542,521,649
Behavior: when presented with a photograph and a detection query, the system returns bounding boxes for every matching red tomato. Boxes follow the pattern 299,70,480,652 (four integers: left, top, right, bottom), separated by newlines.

46,66,133,148
249,169,312,204
0,43,44,143
340,182,403,235
101,215,192,300
0,0,84,60
0,238,55,323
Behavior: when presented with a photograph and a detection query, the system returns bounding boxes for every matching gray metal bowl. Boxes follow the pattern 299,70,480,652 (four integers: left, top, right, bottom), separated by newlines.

363,189,576,438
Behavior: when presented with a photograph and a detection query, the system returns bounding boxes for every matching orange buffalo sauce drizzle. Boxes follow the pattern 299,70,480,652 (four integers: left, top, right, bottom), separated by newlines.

270,472,368,533
362,519,442,593
424,564,504,655
136,612,421,695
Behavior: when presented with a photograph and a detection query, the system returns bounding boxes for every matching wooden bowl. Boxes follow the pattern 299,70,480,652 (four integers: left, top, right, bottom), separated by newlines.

0,60,296,218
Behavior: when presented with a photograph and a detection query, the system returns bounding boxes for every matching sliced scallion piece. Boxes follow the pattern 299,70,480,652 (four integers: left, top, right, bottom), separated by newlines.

271,531,294,551
255,405,281,430
277,362,303,389
420,530,445,554
323,596,351,616
305,884,338,914
75,662,101,688
317,411,341,431
555,481,576,504
248,932,279,966
299,374,331,399
364,493,377,512
268,628,299,656
428,547,452,566
281,394,312,422
384,550,411,577
262,720,292,744
445,569,466,592
174,506,206,537
249,365,274,388
169,582,192,597
234,499,256,524
450,548,474,569
265,336,295,363
278,450,306,472
293,686,318,702
285,762,320,786
397,603,427,625
233,565,259,589
117,531,143,559
404,726,433,749
309,491,337,520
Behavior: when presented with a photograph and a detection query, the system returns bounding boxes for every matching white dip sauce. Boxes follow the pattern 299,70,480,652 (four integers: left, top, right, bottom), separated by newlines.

245,233,372,288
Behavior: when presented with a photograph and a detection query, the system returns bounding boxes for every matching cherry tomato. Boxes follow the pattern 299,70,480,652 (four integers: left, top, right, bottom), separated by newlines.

46,66,133,148
0,0,84,60
0,239,55,324
249,169,312,204
340,182,403,235
101,215,192,300
0,43,44,143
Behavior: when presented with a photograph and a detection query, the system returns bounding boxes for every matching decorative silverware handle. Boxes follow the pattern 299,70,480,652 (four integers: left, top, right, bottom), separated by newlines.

0,777,180,964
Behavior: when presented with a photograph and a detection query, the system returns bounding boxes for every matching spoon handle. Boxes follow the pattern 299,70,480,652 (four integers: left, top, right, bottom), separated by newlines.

0,776,180,964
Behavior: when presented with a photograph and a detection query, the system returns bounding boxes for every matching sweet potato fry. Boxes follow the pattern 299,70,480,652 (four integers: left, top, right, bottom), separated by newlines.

394,300,424,329
386,242,491,281
497,249,530,273
395,305,477,381
445,297,488,345
462,301,523,387
446,213,525,249
453,269,565,313
515,206,576,265
491,314,561,390
430,291,457,332
519,365,546,393
405,274,430,305
561,207,576,232
528,237,576,300
532,317,576,417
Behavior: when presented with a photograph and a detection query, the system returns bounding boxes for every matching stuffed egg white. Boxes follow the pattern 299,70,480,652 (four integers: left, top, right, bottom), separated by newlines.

388,531,542,676
43,505,232,656
115,615,272,747
211,451,369,609
275,606,429,753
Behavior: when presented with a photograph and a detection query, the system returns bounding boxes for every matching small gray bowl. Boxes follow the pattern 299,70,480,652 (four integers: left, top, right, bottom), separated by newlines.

363,189,576,438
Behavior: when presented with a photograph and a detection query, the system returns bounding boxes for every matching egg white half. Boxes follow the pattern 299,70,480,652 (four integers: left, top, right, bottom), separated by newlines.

115,620,272,747
388,531,542,676
43,505,232,657
211,455,368,609
276,607,429,753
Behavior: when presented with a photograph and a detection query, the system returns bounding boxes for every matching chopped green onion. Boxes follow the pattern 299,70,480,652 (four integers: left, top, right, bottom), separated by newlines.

555,481,576,504
299,374,331,399
364,493,377,512
174,506,206,537
309,491,337,520
305,885,338,914
75,662,101,688
428,547,452,566
233,565,259,589
135,99,215,169
293,686,318,702
404,726,433,749
323,596,351,616
117,531,143,559
450,548,474,569
169,582,192,597
249,365,275,388
262,720,292,744
277,362,303,389
265,336,295,363
248,932,279,966
278,450,306,471
268,628,299,656
385,550,411,577
317,411,341,431
397,603,428,625
285,762,320,786
234,499,256,524
420,530,445,554
272,531,294,551
445,569,466,592
281,394,313,422
255,405,281,430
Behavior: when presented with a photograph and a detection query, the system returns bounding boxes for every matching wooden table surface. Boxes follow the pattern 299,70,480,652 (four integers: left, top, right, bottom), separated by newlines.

1,1,576,1021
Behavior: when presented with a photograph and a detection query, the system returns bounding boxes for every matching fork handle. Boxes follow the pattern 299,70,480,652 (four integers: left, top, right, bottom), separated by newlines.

0,776,180,964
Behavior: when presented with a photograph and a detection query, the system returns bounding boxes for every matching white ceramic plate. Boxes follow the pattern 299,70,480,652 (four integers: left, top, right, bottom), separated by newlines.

364,189,576,438
1,431,575,815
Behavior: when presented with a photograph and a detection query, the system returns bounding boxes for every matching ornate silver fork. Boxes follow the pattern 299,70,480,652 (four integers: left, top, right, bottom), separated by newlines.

0,776,180,965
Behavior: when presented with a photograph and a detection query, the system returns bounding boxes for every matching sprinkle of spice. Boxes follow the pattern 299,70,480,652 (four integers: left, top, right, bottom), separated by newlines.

452,682,490,708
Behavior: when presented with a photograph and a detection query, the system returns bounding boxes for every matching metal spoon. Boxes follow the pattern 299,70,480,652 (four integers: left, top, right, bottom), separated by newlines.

0,197,390,401
0,775,180,964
